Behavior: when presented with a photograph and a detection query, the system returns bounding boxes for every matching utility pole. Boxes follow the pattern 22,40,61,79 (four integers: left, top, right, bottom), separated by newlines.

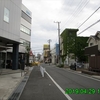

47,39,52,65
54,21,61,64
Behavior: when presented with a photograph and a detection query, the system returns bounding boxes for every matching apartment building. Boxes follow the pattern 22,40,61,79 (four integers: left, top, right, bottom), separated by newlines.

0,0,32,70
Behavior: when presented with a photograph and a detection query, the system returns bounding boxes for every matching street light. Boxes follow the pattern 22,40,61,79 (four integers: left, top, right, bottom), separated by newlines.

54,21,61,64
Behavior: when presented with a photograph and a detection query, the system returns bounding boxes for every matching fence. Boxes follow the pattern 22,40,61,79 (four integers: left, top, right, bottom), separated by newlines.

89,56,100,71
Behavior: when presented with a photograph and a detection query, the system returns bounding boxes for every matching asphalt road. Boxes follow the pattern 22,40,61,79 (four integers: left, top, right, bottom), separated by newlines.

42,64,100,100
19,66,67,100
19,64,100,100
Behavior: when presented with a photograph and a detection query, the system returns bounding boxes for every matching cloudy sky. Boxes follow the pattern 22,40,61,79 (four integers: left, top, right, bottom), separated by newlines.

22,0,100,55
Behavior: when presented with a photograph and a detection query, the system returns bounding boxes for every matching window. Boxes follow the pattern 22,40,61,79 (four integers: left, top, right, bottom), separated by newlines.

4,8,9,23
21,11,31,24
90,43,93,46
20,25,31,35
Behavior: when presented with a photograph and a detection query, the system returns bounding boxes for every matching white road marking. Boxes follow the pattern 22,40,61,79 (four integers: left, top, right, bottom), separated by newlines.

45,71,73,100
40,66,45,77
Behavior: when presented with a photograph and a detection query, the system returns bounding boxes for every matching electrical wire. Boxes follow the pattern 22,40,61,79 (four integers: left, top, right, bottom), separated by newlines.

78,6,100,28
61,0,84,28
77,19,100,35
61,0,90,30
69,0,90,26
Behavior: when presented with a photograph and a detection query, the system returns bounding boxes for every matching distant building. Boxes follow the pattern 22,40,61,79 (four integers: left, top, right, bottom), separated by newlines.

43,44,50,63
51,43,59,64
60,28,78,66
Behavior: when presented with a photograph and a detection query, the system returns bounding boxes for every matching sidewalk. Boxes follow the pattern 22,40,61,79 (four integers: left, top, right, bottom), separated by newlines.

0,67,33,100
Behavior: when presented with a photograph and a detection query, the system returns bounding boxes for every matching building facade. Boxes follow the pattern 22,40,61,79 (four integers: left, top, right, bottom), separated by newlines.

60,28,78,66
51,43,59,64
0,0,32,71
19,4,32,65
43,44,50,63
20,4,32,53
85,31,100,71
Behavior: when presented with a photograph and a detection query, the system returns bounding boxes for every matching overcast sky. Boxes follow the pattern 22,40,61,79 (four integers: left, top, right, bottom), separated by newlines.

22,0,100,55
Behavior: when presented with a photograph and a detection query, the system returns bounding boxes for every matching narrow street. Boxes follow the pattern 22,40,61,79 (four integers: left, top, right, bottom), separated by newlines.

19,64,100,100
19,66,67,100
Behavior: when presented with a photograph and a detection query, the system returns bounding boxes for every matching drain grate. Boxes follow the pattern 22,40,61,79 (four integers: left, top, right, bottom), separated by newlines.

8,76,29,100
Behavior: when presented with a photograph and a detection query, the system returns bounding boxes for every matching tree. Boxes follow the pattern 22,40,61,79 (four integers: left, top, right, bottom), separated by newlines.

75,37,89,62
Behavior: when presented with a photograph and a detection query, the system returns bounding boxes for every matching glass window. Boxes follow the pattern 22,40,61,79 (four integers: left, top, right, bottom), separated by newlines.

90,43,93,46
20,25,31,35
21,11,31,24
4,8,9,23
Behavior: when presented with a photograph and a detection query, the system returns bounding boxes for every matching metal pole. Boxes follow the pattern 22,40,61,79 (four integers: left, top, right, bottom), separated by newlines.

54,21,61,64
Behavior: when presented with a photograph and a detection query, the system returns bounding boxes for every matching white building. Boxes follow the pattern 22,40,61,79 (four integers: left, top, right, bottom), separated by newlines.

20,4,32,53
51,47,56,64
0,0,32,70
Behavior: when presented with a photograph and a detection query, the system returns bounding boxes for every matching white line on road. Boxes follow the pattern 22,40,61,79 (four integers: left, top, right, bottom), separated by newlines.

40,66,45,77
45,71,73,100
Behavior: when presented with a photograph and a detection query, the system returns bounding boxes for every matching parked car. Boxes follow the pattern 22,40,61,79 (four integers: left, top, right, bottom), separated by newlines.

76,62,84,68
70,62,84,70
70,63,76,70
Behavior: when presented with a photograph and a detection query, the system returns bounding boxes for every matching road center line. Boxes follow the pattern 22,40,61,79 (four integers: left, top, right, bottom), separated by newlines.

45,71,73,100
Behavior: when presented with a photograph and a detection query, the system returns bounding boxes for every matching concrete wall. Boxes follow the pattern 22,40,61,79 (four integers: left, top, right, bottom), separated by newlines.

0,0,22,42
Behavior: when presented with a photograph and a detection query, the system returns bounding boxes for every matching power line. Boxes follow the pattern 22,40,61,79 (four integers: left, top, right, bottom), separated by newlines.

78,6,100,28
61,0,90,30
78,19,100,35
69,0,90,26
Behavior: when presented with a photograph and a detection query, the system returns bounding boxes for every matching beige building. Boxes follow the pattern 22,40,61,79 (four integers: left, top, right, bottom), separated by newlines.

43,44,50,63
